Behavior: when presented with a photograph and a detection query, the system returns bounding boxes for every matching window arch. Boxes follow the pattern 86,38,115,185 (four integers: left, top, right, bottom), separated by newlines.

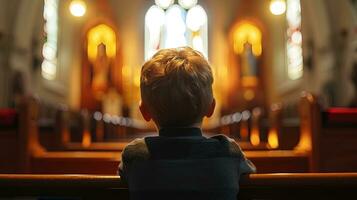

145,0,208,60
87,24,116,62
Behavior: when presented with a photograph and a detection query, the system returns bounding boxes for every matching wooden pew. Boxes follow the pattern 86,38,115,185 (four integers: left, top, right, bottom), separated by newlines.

299,91,357,172
54,108,155,151
204,108,311,173
0,173,356,199
6,96,311,174
0,108,19,173
14,96,120,174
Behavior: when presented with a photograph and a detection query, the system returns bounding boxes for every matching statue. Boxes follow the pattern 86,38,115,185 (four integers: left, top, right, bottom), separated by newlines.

241,42,257,77
91,43,110,100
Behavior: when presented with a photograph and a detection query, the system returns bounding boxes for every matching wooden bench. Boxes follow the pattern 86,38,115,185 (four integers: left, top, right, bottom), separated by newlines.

11,96,121,174
299,92,357,172
6,96,311,174
0,173,356,199
0,108,20,173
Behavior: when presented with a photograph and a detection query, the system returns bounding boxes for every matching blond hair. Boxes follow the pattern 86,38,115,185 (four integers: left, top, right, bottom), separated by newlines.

140,47,214,127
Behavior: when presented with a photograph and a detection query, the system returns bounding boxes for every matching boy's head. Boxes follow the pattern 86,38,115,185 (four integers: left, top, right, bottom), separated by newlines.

140,47,215,128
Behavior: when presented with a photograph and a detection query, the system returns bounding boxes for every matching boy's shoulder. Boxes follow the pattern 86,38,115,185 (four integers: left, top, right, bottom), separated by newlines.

208,134,245,159
121,134,245,159
121,138,150,162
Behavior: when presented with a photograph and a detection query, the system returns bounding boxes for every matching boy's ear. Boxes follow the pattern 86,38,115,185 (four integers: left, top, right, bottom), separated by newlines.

205,98,216,118
139,101,152,122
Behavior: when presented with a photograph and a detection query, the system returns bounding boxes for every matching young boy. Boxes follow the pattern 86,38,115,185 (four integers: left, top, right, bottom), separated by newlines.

118,47,255,200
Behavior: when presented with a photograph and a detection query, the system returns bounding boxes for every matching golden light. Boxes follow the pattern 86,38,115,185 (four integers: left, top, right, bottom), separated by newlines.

233,22,262,56
82,130,91,147
242,77,258,87
87,24,116,62
270,0,286,15
69,0,86,17
250,129,260,146
268,128,279,149
243,89,255,101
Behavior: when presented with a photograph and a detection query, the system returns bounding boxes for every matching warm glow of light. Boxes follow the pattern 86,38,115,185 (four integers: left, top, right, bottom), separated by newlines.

242,77,258,87
268,128,279,149
192,35,205,57
69,0,86,17
186,5,207,32
233,22,262,56
122,65,131,79
270,0,286,15
134,73,141,87
82,130,91,147
62,130,70,144
295,130,312,151
240,122,249,140
250,128,260,146
243,89,255,101
178,0,197,9
87,24,116,62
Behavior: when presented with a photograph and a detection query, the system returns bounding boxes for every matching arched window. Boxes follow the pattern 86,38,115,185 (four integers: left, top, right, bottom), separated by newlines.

286,0,303,80
42,0,59,80
145,0,208,60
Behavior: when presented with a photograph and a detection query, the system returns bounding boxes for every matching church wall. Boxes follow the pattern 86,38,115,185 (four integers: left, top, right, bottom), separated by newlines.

60,0,86,110
324,0,356,106
7,0,68,106
273,0,334,109
0,2,7,107
2,0,357,115
199,0,240,119
0,0,21,107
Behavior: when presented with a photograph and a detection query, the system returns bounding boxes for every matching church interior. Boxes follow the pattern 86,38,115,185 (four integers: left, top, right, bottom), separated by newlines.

1,0,357,198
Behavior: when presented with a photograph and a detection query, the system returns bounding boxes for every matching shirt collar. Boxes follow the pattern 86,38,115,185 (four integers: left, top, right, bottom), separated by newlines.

159,127,203,137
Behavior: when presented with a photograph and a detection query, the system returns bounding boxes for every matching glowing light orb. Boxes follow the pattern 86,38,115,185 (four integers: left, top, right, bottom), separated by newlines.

69,0,86,17
270,0,286,15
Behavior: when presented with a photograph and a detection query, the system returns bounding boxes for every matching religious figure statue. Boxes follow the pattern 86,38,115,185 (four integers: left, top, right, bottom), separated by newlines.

241,42,258,77
91,43,110,99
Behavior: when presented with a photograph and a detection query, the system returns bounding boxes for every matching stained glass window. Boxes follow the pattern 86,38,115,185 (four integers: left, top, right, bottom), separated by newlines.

145,0,208,60
42,0,59,80
286,0,303,80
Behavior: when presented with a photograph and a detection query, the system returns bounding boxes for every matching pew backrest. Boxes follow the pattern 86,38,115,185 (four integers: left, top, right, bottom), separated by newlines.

0,173,356,200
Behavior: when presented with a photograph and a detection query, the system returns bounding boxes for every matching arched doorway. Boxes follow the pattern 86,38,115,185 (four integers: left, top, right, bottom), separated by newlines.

81,21,123,115
226,19,267,112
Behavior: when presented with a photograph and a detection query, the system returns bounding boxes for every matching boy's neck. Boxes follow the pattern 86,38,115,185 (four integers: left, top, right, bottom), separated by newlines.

157,122,202,130
158,126,203,137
